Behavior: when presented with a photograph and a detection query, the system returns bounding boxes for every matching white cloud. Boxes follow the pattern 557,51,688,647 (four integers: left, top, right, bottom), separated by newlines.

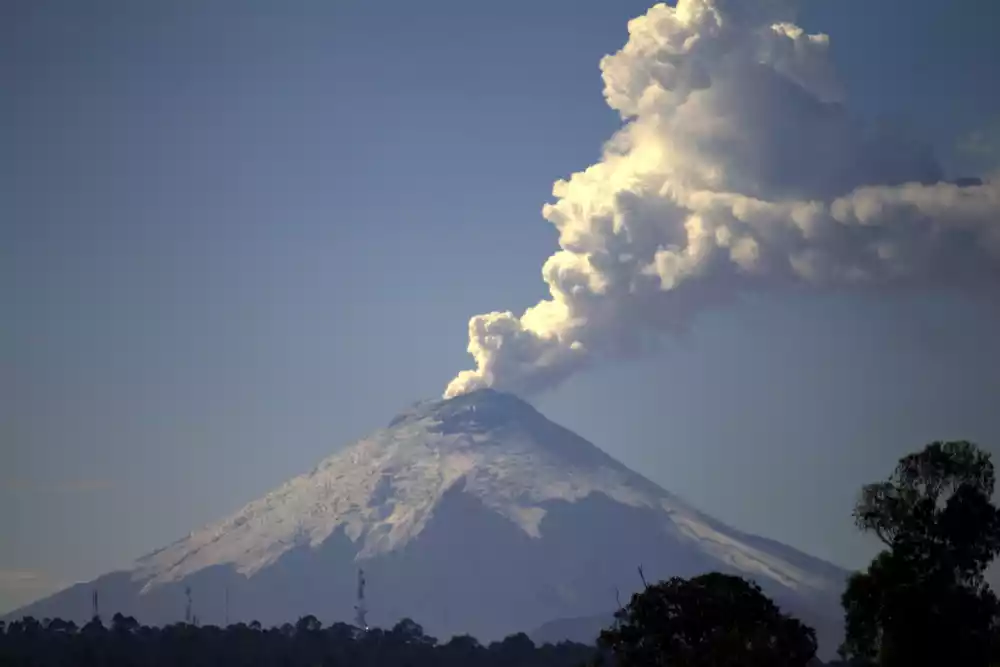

445,0,1000,398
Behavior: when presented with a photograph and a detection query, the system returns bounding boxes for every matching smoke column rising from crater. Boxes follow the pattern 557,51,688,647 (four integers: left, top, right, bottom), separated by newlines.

444,0,1000,399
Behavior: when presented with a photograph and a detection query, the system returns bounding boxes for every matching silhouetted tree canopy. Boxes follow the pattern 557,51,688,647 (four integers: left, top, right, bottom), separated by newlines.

0,614,595,667
598,571,817,667
840,440,1000,667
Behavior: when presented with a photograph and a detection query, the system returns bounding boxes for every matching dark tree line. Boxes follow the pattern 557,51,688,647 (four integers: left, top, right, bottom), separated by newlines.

596,440,1000,667
4,440,999,667
599,572,818,667
0,614,595,667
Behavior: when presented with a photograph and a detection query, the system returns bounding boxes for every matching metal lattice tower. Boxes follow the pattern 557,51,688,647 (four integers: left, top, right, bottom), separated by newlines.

354,569,368,631
185,586,193,624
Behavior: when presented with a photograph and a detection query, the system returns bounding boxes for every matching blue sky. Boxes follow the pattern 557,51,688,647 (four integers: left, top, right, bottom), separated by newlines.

3,0,1000,613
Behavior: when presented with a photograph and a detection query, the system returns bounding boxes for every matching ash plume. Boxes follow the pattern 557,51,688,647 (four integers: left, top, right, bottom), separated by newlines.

445,0,1000,399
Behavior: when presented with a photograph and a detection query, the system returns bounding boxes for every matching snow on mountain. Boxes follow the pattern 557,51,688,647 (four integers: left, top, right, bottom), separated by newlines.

133,389,839,597
8,389,848,654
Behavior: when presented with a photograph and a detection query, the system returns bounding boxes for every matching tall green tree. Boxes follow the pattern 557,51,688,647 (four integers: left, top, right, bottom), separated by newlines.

599,572,817,667
840,441,1000,666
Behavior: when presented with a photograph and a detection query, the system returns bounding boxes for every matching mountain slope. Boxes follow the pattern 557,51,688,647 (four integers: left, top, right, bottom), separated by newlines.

9,389,847,653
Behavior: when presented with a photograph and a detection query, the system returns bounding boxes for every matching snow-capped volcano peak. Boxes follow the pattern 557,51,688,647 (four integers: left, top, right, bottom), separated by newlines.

386,388,546,438
15,390,848,655
132,389,839,603
134,389,667,589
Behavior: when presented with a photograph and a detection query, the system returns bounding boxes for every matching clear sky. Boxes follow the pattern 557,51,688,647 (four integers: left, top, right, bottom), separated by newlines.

4,0,1000,614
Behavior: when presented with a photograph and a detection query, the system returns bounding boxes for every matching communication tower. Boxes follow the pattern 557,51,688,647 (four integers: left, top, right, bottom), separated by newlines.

354,569,369,631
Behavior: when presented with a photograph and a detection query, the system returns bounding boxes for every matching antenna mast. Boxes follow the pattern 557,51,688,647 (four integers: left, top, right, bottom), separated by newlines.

225,585,230,627
185,586,193,624
354,568,369,631
91,589,100,621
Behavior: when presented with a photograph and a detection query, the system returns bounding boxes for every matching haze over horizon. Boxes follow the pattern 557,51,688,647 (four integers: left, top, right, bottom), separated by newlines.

4,0,1000,617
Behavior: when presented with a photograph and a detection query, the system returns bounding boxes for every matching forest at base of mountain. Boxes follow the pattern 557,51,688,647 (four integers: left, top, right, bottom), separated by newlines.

0,608,847,667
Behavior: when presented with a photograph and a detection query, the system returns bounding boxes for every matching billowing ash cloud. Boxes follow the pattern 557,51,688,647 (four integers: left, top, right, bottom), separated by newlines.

445,0,1000,399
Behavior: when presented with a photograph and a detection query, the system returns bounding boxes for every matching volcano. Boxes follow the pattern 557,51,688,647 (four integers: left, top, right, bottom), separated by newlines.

8,389,847,653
